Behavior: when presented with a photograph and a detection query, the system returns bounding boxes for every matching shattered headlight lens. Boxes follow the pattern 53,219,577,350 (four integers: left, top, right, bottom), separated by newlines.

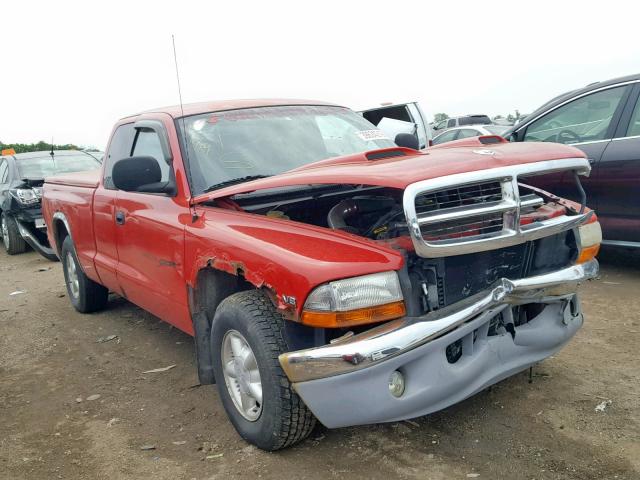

10,188,40,205
302,271,405,327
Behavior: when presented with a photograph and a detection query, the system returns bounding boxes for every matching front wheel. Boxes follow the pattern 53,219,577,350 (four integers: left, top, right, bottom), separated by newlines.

211,290,316,451
61,236,109,313
1,212,28,255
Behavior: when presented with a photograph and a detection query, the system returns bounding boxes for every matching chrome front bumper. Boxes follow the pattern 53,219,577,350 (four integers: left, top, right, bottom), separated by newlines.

279,260,598,428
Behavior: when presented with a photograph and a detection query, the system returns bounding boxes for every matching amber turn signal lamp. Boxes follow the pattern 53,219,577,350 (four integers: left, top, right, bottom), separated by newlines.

576,243,600,264
301,301,406,328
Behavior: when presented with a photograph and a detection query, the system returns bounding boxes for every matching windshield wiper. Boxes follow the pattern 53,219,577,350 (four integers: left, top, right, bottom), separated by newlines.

204,175,271,192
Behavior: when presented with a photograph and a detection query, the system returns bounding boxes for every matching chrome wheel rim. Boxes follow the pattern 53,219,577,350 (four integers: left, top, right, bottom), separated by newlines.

1,216,9,250
221,330,262,421
66,252,80,299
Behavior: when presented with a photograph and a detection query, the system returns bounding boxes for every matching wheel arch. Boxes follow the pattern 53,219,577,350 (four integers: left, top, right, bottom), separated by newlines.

51,212,72,258
187,264,323,386
187,266,255,385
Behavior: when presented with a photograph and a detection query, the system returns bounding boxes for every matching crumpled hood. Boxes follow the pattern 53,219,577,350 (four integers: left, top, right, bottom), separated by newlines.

191,140,586,204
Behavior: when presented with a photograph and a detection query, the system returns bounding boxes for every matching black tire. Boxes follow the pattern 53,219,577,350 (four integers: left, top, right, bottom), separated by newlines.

42,250,61,262
1,212,28,255
211,290,316,450
61,235,108,313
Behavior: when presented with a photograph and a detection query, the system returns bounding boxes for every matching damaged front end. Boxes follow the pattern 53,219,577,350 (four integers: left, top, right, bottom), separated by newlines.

207,155,600,428
4,179,57,260
280,260,597,428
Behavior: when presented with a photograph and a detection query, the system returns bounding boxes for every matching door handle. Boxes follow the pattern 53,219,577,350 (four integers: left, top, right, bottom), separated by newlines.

115,211,125,225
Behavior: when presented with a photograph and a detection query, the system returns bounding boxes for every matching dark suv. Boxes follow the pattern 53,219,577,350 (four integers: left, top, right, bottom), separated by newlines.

0,150,100,259
505,73,640,247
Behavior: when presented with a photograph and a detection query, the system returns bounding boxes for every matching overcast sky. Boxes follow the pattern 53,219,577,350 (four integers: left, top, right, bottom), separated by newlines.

1,0,639,149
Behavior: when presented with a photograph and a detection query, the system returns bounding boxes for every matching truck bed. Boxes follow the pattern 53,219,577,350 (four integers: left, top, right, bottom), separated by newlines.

42,171,100,281
45,169,101,188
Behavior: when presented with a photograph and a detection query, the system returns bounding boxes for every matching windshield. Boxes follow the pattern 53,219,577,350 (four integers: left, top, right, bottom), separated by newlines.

17,153,101,179
178,105,395,194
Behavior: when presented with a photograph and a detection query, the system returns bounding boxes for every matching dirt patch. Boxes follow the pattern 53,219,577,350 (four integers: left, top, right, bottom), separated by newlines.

1,247,639,479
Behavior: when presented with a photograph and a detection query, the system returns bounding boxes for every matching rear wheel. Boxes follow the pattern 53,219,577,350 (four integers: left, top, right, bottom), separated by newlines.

211,290,316,450
1,212,28,255
61,235,108,313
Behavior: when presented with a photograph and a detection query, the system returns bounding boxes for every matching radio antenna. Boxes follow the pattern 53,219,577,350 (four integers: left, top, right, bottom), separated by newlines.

50,136,57,169
171,35,191,170
171,35,186,119
172,35,197,217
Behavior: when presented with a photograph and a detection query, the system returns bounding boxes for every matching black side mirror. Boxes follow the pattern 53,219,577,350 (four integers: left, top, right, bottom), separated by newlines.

395,133,420,150
112,156,176,195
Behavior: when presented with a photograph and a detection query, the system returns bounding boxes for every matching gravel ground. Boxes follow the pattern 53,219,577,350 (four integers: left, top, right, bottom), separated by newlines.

1,247,639,480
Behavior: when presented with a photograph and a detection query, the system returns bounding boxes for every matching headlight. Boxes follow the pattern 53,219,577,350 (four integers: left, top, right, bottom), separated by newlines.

10,188,40,205
301,271,406,328
575,220,601,264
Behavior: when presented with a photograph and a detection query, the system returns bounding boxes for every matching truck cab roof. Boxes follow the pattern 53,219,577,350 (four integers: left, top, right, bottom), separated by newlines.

125,99,341,120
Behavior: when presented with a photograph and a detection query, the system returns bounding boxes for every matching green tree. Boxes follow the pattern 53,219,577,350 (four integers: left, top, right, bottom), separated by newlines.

433,113,449,123
0,141,81,154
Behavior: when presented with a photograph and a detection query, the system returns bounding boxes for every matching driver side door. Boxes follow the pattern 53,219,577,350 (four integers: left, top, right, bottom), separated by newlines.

520,85,631,208
113,118,192,333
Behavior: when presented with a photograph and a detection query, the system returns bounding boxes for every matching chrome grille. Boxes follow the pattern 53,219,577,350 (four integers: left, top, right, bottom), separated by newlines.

422,212,504,240
416,181,503,213
403,158,593,258
416,181,504,239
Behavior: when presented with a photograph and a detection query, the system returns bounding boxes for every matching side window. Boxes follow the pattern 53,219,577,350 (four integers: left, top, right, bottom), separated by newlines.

104,123,136,189
433,130,458,145
524,86,627,144
132,130,171,182
0,159,8,184
626,94,640,137
447,119,456,128
362,105,412,126
457,129,480,139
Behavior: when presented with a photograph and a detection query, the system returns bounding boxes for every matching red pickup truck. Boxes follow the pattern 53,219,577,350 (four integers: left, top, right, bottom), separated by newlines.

43,100,601,450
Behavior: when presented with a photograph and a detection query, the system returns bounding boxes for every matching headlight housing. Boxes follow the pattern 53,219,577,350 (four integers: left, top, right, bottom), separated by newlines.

10,188,41,205
575,220,601,264
301,271,406,328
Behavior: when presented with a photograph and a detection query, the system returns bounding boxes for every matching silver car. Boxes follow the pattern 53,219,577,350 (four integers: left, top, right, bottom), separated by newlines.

432,125,510,145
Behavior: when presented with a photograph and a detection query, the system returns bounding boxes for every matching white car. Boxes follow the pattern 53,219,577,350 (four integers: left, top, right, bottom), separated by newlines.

432,124,510,145
358,102,433,149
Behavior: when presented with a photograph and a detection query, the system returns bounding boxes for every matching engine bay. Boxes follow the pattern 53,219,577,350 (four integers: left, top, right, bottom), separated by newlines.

228,184,408,240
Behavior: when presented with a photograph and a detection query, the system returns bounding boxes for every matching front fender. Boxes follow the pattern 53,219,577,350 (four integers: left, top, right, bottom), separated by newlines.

184,206,404,319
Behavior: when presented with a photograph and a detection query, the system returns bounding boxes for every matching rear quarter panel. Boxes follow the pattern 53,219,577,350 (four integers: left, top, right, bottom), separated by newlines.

43,182,100,283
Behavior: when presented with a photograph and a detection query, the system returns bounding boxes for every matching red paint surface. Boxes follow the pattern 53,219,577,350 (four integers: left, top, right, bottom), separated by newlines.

183,207,403,319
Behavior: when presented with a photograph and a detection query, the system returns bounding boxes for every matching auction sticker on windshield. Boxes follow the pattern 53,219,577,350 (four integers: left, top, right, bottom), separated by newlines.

356,130,389,141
